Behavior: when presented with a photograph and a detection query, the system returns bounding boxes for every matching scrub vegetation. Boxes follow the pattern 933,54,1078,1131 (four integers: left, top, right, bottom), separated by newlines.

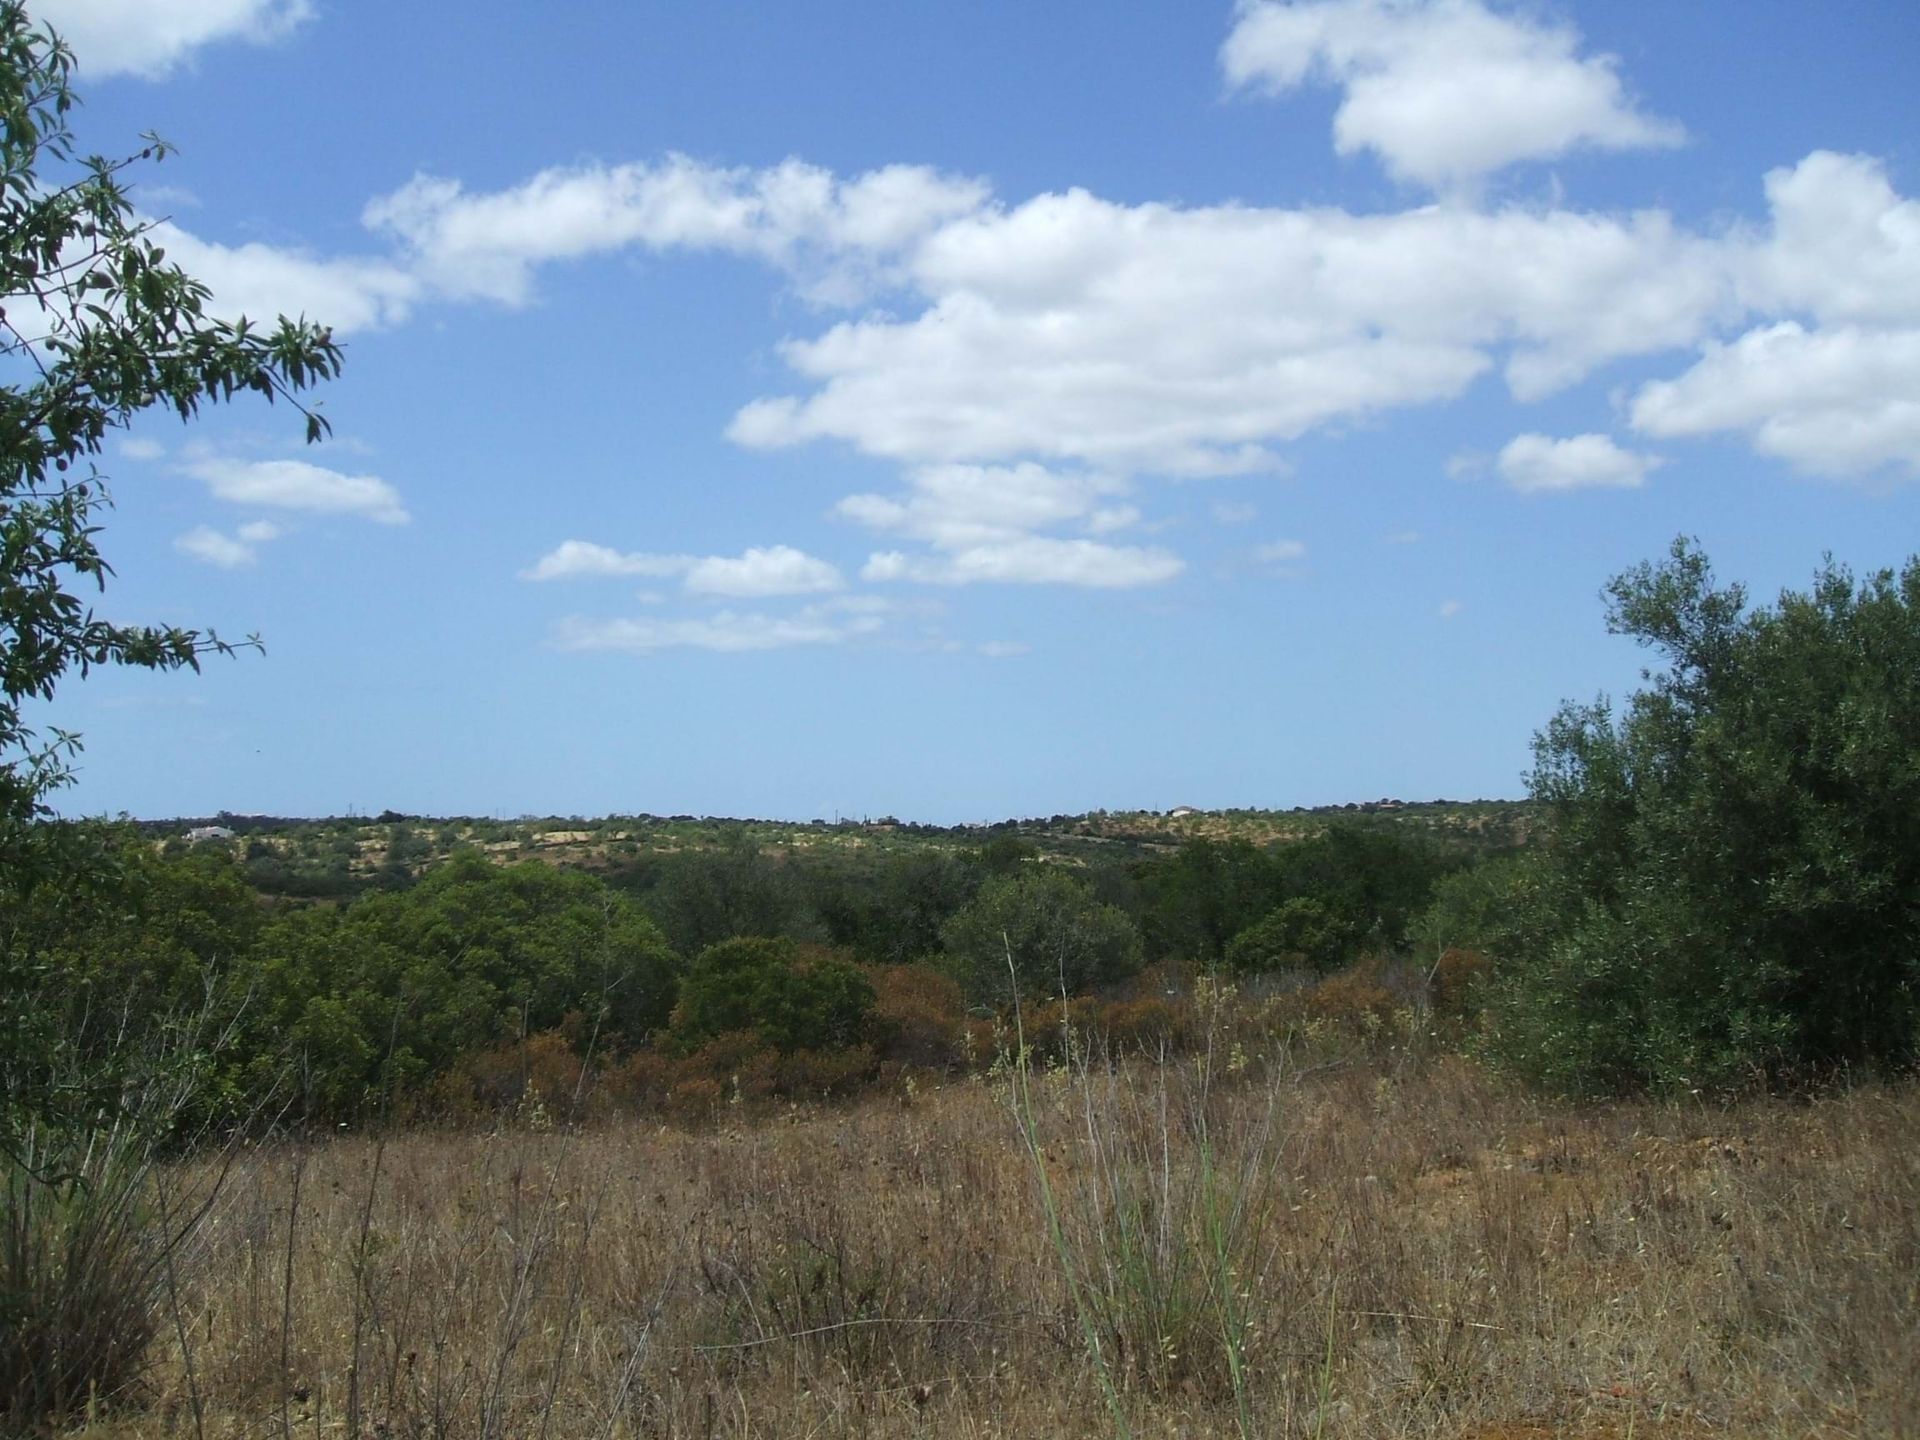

7,543,1917,1438
2,6,1916,1434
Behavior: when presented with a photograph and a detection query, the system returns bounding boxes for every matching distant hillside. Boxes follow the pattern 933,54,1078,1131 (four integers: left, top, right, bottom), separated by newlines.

137,800,1532,901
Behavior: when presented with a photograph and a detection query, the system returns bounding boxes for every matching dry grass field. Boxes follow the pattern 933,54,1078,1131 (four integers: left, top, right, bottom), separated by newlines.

78,1044,1918,1439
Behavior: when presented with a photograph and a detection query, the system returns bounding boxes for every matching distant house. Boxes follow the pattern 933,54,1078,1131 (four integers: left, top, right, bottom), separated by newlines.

185,825,235,843
1167,806,1200,819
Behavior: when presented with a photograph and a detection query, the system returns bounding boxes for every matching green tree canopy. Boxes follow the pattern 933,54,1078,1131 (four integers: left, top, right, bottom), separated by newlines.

253,855,681,1111
1223,896,1356,976
1134,838,1281,965
1491,539,1920,1094
941,865,1144,1003
670,937,874,1054
644,830,819,955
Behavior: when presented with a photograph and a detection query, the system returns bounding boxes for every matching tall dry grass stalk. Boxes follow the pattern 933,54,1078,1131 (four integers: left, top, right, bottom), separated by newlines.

2,999,253,1434
58,1044,1920,1439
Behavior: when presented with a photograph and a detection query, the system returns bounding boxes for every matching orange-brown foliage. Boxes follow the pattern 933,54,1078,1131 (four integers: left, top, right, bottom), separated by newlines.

865,963,969,1068
1433,945,1491,1014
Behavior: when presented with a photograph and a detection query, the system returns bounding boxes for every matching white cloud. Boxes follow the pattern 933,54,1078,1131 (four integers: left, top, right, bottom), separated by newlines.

835,462,1181,588
1439,598,1464,619
553,601,884,655
1611,151,1920,482
1736,152,1920,327
683,545,844,597
1385,529,1420,544
363,156,988,306
1255,538,1308,563
36,0,313,79
977,640,1031,658
119,437,165,461
184,455,410,523
1630,324,1920,479
863,536,1182,588
708,148,1891,493
1496,433,1661,492
174,519,281,568
117,134,1920,506
1211,501,1258,526
149,220,419,333
521,540,697,582
1220,0,1682,190
175,525,256,568
522,541,844,596
836,462,1127,548
730,188,1733,474
1086,505,1142,535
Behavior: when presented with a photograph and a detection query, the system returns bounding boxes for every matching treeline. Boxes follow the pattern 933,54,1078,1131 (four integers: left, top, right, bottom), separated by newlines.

6,819,1480,1130
139,798,1531,902
11,541,1917,1137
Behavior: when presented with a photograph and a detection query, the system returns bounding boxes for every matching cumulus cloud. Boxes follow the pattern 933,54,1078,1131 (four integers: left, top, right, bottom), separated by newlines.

1220,0,1682,190
726,146,1920,488
1631,324,1920,479
36,0,313,79
93,76,1914,518
522,541,844,596
863,536,1182,588
835,462,1181,588
148,220,419,333
836,463,1126,548
109,101,1919,504
174,519,282,568
729,189,1732,474
175,525,251,568
1617,151,1920,482
552,600,884,654
1497,433,1661,492
1736,152,1920,326
364,156,988,306
133,140,1915,503
183,455,410,523
683,546,844,597
519,541,690,582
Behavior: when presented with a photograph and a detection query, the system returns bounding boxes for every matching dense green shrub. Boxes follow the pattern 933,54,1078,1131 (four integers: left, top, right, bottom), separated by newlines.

1223,896,1358,975
2,833,264,1134
1133,839,1280,964
1488,541,1920,1094
811,849,984,965
238,854,682,1118
1132,828,1461,968
940,866,1144,1003
670,938,875,1054
1409,851,1548,966
642,832,820,955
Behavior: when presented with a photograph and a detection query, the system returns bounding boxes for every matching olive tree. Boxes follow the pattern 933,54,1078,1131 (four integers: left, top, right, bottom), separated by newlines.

1490,539,1920,1094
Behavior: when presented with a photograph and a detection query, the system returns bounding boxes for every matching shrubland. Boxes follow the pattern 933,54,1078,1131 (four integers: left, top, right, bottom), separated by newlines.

8,536,1919,1431
1,3,1916,1430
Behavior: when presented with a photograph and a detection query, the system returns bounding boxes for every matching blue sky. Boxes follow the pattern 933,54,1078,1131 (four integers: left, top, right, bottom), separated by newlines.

30,0,1920,823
